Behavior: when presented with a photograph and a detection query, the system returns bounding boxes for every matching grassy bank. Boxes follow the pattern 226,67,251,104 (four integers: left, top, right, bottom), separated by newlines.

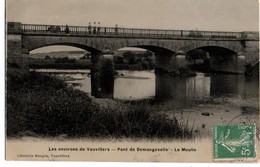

7,69,193,139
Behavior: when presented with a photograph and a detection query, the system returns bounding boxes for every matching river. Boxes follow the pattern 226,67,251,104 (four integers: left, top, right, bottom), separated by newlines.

34,69,259,101
33,69,259,137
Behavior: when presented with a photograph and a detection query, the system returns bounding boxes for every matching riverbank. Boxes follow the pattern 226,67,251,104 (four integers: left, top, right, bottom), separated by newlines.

7,68,193,139
162,97,259,138
29,58,92,69
29,58,154,70
119,96,259,138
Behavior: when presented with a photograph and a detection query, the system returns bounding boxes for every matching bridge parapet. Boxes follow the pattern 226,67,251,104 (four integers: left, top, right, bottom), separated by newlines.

15,22,243,40
8,22,259,41
241,31,259,40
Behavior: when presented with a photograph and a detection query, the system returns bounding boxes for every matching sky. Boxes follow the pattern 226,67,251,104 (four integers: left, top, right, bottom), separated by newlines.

6,0,259,53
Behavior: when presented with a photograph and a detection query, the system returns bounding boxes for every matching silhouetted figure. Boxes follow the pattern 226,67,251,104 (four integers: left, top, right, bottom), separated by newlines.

115,24,118,35
48,26,56,33
65,25,70,33
93,22,96,34
88,22,92,34
97,22,100,34
56,26,61,33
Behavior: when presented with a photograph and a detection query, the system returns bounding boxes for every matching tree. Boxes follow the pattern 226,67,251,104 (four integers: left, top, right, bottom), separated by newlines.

80,55,87,59
143,51,153,57
55,57,75,63
45,55,50,59
123,51,136,64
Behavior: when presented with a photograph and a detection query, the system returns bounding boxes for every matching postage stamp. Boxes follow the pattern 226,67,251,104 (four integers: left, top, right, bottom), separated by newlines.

213,124,256,160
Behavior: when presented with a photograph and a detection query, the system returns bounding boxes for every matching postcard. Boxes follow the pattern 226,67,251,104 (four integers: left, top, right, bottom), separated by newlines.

5,0,259,163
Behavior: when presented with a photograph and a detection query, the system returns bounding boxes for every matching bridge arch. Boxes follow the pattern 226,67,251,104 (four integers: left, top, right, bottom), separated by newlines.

186,46,245,73
182,41,242,54
22,36,102,55
102,38,175,55
25,43,102,56
186,46,238,57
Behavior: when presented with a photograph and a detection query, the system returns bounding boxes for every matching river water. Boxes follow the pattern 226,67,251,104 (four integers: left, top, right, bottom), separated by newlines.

34,69,259,137
35,69,259,101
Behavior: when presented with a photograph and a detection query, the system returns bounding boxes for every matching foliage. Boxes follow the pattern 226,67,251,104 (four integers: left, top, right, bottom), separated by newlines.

29,58,92,69
114,56,124,64
155,67,196,77
45,55,50,59
245,62,259,77
187,49,208,61
7,70,193,139
54,57,75,63
114,64,154,70
80,55,87,59
123,51,136,64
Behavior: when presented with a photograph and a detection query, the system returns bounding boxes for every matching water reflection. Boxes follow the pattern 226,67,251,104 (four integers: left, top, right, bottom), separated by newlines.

156,73,210,101
91,71,114,98
210,74,259,98
34,69,259,102
114,70,155,100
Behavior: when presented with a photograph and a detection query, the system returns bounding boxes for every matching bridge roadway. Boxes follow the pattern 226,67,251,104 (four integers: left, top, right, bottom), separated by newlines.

7,22,259,74
20,23,243,39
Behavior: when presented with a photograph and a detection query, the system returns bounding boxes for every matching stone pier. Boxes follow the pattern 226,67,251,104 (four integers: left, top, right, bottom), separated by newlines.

91,50,115,98
7,22,29,69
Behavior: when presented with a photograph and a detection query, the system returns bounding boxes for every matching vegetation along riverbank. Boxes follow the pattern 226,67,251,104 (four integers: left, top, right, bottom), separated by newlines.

29,56,154,71
7,67,193,139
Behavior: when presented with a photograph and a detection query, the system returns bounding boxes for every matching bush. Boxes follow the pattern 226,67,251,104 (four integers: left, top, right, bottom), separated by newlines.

245,62,259,77
123,51,136,64
45,55,51,59
55,57,75,63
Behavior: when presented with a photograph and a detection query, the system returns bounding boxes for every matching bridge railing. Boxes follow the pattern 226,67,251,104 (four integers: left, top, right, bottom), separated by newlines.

21,24,241,39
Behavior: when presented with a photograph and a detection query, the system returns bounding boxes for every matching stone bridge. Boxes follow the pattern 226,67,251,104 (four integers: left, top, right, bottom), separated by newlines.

7,22,259,73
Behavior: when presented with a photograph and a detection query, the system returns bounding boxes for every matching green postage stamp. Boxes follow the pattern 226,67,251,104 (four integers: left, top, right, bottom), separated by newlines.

213,124,256,160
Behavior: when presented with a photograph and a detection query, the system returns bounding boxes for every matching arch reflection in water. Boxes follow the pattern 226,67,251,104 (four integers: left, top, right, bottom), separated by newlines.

91,71,114,98
155,73,210,101
51,70,258,102
210,74,259,98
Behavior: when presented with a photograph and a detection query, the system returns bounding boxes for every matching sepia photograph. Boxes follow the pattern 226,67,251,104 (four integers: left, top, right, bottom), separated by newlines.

5,0,259,163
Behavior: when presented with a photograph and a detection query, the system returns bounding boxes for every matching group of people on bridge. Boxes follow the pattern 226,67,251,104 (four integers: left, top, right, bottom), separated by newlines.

87,22,101,34
87,22,119,35
47,23,119,35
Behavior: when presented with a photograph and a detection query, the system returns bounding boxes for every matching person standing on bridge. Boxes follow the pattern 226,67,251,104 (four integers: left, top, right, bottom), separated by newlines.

93,22,96,34
97,22,101,34
115,24,118,35
88,22,92,34
65,25,70,33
